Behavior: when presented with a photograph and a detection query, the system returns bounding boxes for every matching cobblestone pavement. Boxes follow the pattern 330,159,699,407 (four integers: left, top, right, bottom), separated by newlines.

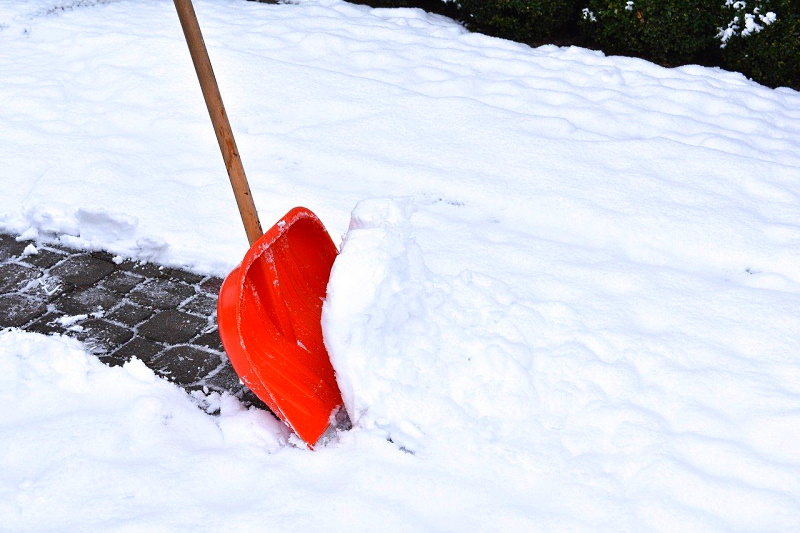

0,233,264,408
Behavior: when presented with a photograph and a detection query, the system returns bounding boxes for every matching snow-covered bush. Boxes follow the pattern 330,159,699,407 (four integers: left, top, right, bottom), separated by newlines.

718,0,778,46
578,0,722,65
719,0,799,89
578,0,798,88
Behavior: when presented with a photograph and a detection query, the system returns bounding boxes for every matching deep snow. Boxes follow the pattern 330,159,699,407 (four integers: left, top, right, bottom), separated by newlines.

1,0,800,530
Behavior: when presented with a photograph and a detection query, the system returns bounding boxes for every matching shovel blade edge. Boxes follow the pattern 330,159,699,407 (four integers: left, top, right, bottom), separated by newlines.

217,207,343,447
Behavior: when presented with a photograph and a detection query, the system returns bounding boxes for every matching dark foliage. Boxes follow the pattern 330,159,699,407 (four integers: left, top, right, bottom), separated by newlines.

457,0,583,45
578,0,722,66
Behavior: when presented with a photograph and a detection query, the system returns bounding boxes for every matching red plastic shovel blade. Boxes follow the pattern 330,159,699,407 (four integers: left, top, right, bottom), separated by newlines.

217,207,343,447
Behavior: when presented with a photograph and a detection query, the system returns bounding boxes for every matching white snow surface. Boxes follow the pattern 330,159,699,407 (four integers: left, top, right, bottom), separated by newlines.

2,0,800,530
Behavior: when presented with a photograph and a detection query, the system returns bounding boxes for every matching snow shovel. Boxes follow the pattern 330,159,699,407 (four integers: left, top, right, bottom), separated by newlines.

173,0,344,447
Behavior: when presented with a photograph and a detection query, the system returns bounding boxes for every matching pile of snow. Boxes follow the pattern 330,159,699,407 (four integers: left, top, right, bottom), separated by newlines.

1,0,799,529
325,197,540,454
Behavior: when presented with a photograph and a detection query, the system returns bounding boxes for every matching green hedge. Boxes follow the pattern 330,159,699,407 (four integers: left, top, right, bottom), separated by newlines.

578,0,722,66
337,0,799,90
458,0,582,44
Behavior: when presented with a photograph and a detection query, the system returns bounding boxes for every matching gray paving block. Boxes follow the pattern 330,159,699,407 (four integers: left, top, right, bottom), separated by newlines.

199,277,224,294
0,263,41,294
192,328,224,352
90,250,117,263
128,278,195,310
204,363,242,391
238,389,269,411
112,336,165,365
101,270,144,295
181,293,217,316
107,302,155,327
21,248,67,269
0,295,48,327
0,234,27,260
97,353,128,368
166,268,204,284
57,286,119,316
41,241,80,255
23,273,71,302
26,312,69,336
72,318,134,353
138,310,206,344
50,254,115,286
153,345,221,385
116,259,164,278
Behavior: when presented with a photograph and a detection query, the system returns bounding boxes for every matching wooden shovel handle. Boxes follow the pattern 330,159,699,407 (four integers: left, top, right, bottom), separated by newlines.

173,0,263,246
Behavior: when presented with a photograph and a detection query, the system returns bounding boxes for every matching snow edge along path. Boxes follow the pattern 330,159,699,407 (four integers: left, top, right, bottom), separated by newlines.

1,329,581,532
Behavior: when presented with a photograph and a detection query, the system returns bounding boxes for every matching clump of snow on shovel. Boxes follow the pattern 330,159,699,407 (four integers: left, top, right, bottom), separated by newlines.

323,198,539,453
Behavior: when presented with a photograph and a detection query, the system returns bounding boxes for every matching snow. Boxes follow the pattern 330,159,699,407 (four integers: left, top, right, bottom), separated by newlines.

719,7,778,46
1,0,800,530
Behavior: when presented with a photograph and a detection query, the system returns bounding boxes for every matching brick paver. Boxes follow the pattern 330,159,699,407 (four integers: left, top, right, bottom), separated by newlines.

0,233,263,410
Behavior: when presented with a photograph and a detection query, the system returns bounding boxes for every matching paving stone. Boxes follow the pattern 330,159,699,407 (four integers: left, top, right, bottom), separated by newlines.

238,389,269,411
101,270,144,295
192,328,224,352
106,301,155,327
204,363,242,391
26,312,69,336
21,247,67,269
0,234,27,260
111,336,165,365
22,273,71,302
72,318,133,353
1,231,278,422
138,310,206,344
42,241,79,255
90,250,117,263
50,254,115,286
0,295,48,327
129,278,194,310
199,276,224,294
152,345,221,385
116,259,165,278
97,353,128,367
166,268,204,284
0,263,41,294
181,293,217,316
57,286,119,315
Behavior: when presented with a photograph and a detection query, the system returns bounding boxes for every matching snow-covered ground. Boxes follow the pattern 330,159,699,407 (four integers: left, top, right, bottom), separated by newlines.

2,0,800,530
